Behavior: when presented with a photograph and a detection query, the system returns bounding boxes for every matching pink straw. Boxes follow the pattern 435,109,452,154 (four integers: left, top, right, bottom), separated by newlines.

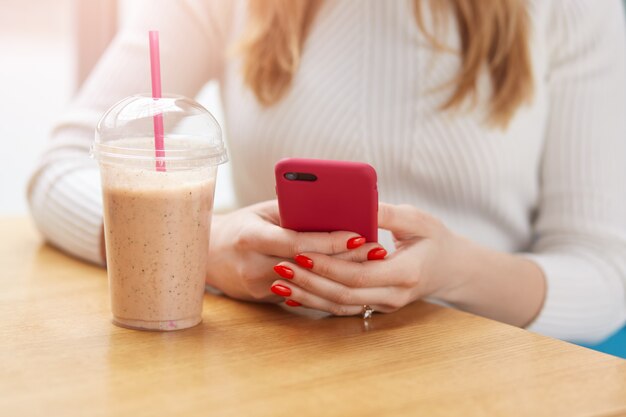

149,31,166,172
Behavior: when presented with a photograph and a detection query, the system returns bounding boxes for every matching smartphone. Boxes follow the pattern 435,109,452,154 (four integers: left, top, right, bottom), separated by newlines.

275,158,378,242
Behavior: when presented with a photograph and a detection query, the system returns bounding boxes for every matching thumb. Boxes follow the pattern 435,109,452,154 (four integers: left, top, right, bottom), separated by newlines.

378,202,433,239
252,199,280,225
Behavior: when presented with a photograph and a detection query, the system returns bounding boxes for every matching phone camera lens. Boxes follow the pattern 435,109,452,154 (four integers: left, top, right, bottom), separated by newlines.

284,172,298,181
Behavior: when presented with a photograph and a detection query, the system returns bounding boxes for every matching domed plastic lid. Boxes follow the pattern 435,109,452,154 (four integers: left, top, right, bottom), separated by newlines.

93,94,228,168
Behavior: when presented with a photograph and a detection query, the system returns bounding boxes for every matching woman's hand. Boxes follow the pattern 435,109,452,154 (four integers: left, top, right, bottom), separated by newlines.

206,200,381,302
268,203,473,315
269,202,546,327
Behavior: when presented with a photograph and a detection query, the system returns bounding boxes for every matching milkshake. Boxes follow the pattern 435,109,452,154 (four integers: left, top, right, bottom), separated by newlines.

93,94,228,331
101,164,215,330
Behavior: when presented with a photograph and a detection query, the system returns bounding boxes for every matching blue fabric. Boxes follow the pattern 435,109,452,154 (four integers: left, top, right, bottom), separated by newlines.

579,326,626,359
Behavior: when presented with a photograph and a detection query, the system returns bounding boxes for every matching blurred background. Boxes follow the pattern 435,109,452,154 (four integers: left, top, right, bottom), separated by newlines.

0,0,234,215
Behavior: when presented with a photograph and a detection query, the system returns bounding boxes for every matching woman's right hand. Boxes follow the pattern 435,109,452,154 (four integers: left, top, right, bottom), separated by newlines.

206,200,384,302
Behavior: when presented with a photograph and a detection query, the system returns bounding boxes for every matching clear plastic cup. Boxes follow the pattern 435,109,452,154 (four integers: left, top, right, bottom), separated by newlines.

92,94,227,331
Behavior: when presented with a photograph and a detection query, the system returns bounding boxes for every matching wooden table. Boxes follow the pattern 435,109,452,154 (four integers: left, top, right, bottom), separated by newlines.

1,218,625,417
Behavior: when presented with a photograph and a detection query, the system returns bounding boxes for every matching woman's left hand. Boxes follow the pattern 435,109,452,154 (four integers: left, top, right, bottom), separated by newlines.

270,202,472,315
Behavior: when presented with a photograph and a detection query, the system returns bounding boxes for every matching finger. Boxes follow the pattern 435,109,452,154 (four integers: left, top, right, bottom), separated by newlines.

244,200,370,257
291,251,402,288
378,202,435,239
332,243,388,262
273,261,405,309
250,199,281,224
270,279,396,316
229,253,289,302
245,221,366,258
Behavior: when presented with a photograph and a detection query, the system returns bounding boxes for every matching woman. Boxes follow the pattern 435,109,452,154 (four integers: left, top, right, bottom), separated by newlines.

29,0,626,343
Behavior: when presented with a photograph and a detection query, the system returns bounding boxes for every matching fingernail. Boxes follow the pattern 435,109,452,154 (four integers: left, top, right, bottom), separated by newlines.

295,254,314,269
271,284,292,297
347,236,366,249
285,299,301,307
367,247,387,260
273,265,294,279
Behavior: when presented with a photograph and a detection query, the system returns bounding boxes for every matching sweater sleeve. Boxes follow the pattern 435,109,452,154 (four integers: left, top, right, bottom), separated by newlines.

27,0,233,265
523,0,626,343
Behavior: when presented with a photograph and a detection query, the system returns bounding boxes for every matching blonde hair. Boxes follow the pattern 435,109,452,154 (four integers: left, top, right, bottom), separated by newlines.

239,0,533,127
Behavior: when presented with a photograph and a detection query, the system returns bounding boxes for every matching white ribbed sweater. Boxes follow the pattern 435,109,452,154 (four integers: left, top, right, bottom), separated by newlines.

28,0,626,343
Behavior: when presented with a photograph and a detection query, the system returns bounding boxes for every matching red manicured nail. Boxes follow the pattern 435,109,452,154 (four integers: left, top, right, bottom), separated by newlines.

295,254,313,269
367,247,387,260
273,265,294,279
285,299,301,307
347,236,366,249
271,284,292,297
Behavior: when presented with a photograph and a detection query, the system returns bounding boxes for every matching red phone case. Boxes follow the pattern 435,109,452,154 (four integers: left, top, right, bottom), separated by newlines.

275,158,378,242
